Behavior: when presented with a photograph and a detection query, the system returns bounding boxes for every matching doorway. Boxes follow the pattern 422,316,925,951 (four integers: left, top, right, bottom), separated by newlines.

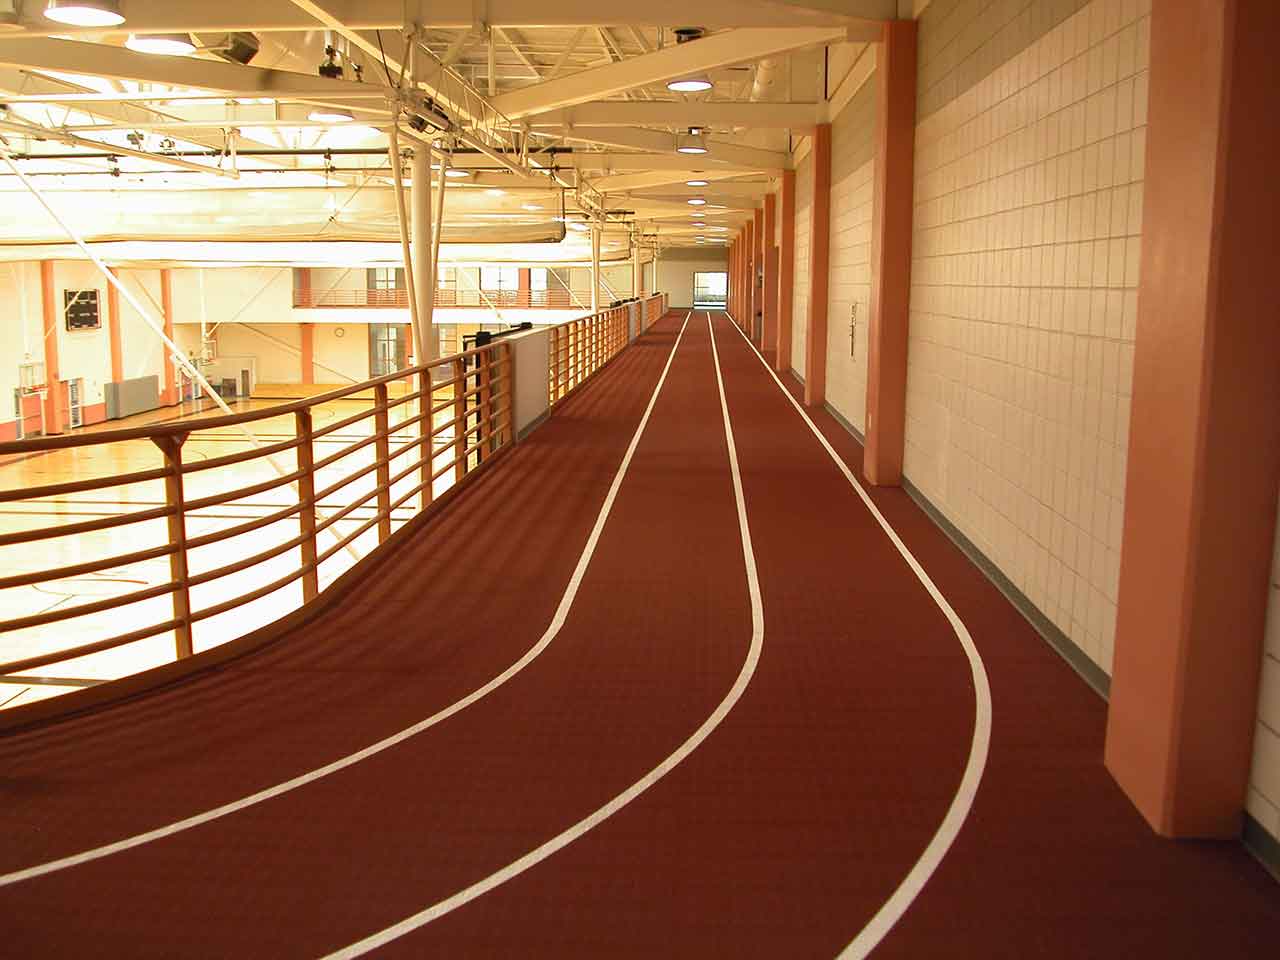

693,272,728,310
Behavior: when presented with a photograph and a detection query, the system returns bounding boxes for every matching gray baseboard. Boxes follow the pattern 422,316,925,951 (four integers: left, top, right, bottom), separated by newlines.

900,477,1111,700
1243,813,1280,881
823,402,865,444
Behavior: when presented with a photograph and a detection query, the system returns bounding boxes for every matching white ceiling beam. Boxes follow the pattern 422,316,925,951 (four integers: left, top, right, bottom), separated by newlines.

587,169,755,191
569,153,762,172
0,38,392,108
6,1,885,36
555,126,790,170
530,101,819,130
491,27,847,120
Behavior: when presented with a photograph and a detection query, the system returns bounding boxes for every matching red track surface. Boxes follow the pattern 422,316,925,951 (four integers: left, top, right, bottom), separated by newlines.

1,312,1277,957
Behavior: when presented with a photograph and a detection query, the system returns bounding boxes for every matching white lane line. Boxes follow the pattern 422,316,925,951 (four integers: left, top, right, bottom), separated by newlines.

720,313,992,960
321,313,765,959
0,313,693,891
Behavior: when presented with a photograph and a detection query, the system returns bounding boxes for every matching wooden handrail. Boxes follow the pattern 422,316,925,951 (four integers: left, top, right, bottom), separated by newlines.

0,295,666,703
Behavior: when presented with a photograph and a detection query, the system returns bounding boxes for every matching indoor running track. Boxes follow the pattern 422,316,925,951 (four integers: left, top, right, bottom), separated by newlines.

1,312,1277,958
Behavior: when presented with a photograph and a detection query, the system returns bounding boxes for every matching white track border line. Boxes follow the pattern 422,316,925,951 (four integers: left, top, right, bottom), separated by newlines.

321,313,765,959
722,313,992,959
0,313,694,891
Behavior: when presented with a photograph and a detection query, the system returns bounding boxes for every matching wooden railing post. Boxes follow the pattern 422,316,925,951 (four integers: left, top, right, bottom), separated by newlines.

373,382,392,542
452,357,466,481
418,368,434,509
294,408,319,603
478,347,493,465
151,433,193,659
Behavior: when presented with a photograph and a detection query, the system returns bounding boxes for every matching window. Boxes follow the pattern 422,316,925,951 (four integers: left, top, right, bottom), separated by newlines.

368,267,403,291
479,266,519,292
693,272,728,309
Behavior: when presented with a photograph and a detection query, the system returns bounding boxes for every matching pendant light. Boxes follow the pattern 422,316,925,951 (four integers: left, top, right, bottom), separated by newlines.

126,33,196,56
44,0,124,26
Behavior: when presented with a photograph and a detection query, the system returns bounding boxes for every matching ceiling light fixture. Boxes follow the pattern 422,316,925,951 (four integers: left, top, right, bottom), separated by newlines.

444,168,471,179
43,0,124,26
676,128,708,155
666,75,712,93
686,179,709,187
308,108,354,123
687,197,706,206
125,33,195,56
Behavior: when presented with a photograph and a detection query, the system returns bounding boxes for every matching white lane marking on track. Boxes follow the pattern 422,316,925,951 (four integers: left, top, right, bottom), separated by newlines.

721,312,992,959
321,312,765,959
0,313,694,891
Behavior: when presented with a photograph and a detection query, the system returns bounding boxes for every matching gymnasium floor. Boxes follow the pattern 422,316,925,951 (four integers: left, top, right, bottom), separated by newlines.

0,313,1276,956
0,385,458,709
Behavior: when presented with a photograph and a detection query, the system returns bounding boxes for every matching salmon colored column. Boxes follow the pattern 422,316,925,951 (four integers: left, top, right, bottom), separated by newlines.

1104,0,1280,838
803,123,832,408
39,260,63,435
747,206,757,337
762,192,777,350
106,267,123,384
864,20,918,486
518,267,531,306
296,266,311,307
776,171,796,372
160,268,176,405
744,219,754,333
300,323,315,385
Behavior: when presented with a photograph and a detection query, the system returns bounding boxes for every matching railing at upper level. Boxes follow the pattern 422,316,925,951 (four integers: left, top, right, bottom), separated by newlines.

0,293,667,723
293,287,602,311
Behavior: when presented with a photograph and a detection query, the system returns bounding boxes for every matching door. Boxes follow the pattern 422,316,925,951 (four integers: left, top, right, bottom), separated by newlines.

368,324,407,377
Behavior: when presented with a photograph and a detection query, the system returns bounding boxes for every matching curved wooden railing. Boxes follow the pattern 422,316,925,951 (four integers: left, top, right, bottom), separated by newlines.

0,294,667,716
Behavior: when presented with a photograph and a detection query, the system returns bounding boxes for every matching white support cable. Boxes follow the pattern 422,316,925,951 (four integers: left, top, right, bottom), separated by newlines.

0,141,362,562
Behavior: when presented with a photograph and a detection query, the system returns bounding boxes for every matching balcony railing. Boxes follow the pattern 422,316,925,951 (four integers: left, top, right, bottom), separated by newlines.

293,288,600,310
0,293,668,725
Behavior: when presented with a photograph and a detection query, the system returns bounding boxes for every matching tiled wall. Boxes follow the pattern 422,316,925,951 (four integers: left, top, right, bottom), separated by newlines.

1249,499,1280,841
790,152,814,380
825,75,878,432
903,0,1151,675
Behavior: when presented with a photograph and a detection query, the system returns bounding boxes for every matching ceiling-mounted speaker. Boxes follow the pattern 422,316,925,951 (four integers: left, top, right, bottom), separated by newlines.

203,32,259,65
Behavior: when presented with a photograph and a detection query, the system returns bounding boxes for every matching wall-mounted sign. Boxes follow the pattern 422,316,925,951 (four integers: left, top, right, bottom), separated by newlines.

64,290,101,331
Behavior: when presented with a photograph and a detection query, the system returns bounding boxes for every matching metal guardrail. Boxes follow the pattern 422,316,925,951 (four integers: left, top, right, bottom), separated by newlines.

0,293,668,706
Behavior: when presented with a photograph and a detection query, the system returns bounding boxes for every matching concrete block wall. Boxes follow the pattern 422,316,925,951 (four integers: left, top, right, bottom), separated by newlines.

790,152,814,380
824,72,879,432
1250,497,1280,840
903,0,1151,676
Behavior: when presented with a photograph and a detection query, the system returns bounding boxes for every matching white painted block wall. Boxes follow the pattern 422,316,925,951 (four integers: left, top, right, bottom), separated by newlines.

791,153,814,380
1248,496,1280,840
824,72,878,432
904,0,1150,676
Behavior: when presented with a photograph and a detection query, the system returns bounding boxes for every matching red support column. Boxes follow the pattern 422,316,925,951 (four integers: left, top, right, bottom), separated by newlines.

518,267,531,307
762,192,777,351
296,266,312,307
803,123,832,408
864,20,919,485
107,266,123,384
300,323,315,385
39,260,63,435
1104,0,1280,837
776,170,796,373
744,218,755,334
160,268,176,405
752,206,764,340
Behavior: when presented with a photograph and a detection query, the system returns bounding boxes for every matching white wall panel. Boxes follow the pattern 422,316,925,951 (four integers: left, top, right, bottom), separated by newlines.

791,153,814,381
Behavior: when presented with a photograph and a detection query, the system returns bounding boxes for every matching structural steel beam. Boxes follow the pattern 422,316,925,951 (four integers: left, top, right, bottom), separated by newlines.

7,0,888,35
557,126,790,170
492,27,847,120
528,101,820,130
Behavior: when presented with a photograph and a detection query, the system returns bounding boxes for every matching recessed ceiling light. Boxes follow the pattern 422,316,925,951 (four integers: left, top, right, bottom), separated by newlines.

308,108,354,123
125,33,195,56
666,76,713,93
43,0,124,26
686,179,709,187
444,168,471,179
687,197,706,206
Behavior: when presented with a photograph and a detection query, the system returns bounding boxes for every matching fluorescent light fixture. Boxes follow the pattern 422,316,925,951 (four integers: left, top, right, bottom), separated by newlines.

308,108,354,123
676,132,708,155
686,179,709,187
44,0,124,26
687,197,707,206
125,33,196,56
444,168,471,179
666,76,713,93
